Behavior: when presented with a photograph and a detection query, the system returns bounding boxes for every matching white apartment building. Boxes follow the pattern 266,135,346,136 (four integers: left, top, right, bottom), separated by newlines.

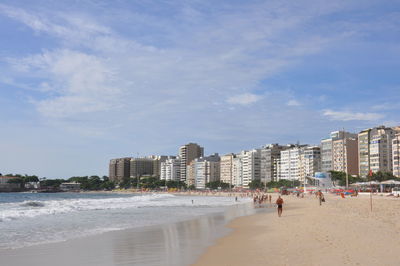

279,145,308,181
193,154,220,189
393,133,400,177
300,146,321,181
160,157,181,181
241,149,261,188
358,126,397,177
220,153,235,185
232,154,243,187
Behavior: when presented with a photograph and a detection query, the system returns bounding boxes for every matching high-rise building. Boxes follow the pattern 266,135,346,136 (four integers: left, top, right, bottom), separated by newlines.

332,137,359,175
130,158,154,178
242,149,261,188
300,146,321,181
393,132,400,177
109,157,131,181
260,144,285,183
160,157,180,181
179,143,204,183
220,153,235,186
279,145,301,180
358,126,397,177
232,153,244,187
321,131,357,173
193,154,220,189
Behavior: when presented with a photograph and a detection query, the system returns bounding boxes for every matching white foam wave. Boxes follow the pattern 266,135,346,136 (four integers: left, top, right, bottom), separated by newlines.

0,194,246,222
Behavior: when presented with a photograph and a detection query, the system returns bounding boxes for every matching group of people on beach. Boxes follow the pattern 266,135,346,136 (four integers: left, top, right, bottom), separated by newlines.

252,194,272,206
251,194,285,217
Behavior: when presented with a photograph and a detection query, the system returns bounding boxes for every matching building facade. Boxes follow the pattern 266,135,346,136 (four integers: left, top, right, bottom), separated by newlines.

130,158,155,178
358,126,396,177
160,157,180,181
241,149,261,188
279,145,304,180
220,153,235,186
109,157,131,181
179,143,204,183
260,144,285,183
321,131,357,173
300,146,321,181
193,154,220,189
232,154,243,187
393,133,400,177
332,137,359,175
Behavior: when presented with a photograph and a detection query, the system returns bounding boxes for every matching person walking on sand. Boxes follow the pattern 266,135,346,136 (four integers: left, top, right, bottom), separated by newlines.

276,196,284,217
317,190,325,205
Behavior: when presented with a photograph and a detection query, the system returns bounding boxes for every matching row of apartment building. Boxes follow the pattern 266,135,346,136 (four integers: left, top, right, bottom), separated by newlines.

109,125,400,189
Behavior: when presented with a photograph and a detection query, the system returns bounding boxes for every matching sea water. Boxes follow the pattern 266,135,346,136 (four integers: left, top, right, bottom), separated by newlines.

0,192,251,250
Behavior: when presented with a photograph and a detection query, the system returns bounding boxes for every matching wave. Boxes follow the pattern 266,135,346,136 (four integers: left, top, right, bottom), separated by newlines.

20,201,46,207
0,194,243,222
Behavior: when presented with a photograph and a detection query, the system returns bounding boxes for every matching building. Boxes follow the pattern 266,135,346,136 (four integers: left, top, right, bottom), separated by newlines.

193,154,220,189
321,131,357,173
130,158,155,178
232,153,244,187
332,137,359,175
260,144,285,183
179,143,204,183
241,149,261,188
300,146,321,181
109,157,131,181
393,132,400,177
358,126,397,177
279,145,303,181
220,153,235,186
147,155,168,178
320,138,333,173
160,157,180,181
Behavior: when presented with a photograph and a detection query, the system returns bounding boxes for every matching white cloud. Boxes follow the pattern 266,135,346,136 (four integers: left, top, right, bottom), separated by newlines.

323,109,384,121
287,99,301,106
0,1,376,137
227,93,262,105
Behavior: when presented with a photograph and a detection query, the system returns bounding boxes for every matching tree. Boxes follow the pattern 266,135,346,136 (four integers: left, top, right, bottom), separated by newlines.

248,179,264,190
266,179,300,188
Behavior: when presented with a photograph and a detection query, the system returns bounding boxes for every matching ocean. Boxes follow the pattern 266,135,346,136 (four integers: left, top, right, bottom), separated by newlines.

0,192,252,250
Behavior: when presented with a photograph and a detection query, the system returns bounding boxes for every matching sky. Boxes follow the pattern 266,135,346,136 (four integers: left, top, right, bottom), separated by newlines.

0,0,399,178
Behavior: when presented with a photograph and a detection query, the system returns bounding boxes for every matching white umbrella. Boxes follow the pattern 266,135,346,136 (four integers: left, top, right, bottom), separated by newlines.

381,180,400,185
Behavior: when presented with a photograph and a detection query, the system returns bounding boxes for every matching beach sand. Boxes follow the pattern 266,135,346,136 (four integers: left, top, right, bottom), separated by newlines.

193,194,400,266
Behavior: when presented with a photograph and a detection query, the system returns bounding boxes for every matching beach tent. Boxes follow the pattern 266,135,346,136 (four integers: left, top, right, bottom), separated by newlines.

381,180,400,185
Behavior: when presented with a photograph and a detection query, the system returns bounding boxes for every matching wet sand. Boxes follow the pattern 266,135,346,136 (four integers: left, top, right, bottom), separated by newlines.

0,202,262,266
193,194,400,266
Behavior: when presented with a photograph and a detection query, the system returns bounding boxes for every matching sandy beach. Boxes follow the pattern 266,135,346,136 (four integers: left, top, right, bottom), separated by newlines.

193,194,400,266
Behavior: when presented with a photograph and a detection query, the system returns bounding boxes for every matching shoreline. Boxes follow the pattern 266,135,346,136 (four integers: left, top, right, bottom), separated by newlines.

193,194,400,266
0,199,262,266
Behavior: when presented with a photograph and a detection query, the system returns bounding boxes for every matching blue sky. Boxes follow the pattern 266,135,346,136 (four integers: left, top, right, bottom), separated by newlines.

0,0,399,178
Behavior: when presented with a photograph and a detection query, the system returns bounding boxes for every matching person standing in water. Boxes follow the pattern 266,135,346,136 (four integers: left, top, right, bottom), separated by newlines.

276,196,284,217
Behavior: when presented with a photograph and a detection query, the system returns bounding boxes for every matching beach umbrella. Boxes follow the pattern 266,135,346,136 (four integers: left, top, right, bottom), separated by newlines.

381,180,400,185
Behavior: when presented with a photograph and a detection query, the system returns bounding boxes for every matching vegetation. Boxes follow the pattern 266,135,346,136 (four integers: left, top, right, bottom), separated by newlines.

266,179,301,188
6,174,40,187
248,179,264,189
370,171,399,182
329,171,363,186
68,176,114,190
205,180,230,190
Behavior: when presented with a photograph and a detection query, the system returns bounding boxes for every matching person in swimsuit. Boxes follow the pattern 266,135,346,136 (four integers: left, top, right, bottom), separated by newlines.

276,196,284,217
